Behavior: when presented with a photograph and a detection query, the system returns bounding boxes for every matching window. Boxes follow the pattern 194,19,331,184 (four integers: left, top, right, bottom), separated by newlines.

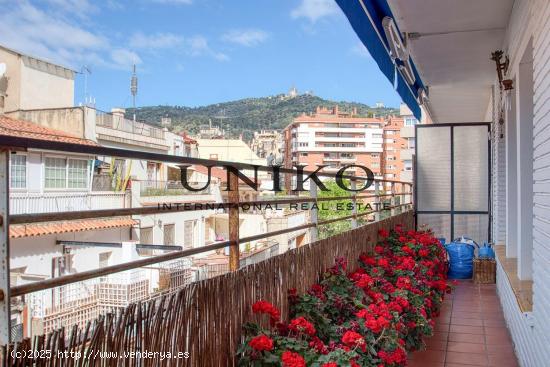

371,153,379,158
164,224,175,246
404,117,418,126
10,154,26,189
140,227,154,244
45,157,89,189
407,138,416,149
184,221,195,249
68,159,88,188
298,142,308,147
373,134,383,139
300,153,308,157
209,154,218,160
404,161,413,171
386,131,395,135
45,157,67,188
371,162,380,167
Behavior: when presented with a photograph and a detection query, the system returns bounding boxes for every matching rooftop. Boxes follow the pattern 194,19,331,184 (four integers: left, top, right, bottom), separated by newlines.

0,115,97,146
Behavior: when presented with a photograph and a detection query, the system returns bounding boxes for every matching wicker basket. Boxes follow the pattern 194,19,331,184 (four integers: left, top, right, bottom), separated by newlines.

473,258,496,284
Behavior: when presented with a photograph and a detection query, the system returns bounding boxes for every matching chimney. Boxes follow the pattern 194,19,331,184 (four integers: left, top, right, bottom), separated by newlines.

333,105,339,115
352,107,357,116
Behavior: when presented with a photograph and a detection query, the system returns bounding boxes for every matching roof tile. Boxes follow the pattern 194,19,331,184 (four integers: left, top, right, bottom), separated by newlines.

0,115,98,146
10,217,137,239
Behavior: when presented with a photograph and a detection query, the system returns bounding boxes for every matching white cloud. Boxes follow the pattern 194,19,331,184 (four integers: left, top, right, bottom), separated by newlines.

110,49,142,69
0,1,107,68
129,32,184,49
291,0,339,23
221,29,269,47
187,35,229,61
350,42,372,59
44,0,99,18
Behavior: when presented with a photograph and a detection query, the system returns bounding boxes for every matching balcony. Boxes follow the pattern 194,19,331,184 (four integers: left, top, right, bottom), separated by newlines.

133,180,217,206
0,134,414,361
9,191,129,215
95,110,168,150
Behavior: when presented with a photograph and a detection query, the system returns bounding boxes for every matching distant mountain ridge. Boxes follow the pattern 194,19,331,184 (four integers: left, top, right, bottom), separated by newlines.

126,94,399,140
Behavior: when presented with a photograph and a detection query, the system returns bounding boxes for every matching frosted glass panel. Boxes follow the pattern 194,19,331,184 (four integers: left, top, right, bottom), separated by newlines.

454,214,489,244
417,214,451,243
416,127,451,211
454,126,489,211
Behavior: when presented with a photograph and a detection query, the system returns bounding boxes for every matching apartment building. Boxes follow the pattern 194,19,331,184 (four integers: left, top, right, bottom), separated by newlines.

250,130,284,159
381,103,430,185
283,106,384,182
381,115,405,184
0,45,220,337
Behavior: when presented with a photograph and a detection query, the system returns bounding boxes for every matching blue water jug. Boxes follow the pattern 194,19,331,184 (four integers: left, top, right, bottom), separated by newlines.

445,237,479,279
478,242,496,259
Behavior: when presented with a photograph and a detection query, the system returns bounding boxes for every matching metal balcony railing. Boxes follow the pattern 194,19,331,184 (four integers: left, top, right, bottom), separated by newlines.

0,133,413,346
139,180,211,196
95,110,165,140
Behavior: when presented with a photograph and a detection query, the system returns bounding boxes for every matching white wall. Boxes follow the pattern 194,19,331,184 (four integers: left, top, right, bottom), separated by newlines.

136,210,208,248
10,227,132,279
494,1,550,366
0,47,74,112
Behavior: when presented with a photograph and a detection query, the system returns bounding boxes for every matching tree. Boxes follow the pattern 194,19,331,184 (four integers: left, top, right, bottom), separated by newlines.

317,180,353,239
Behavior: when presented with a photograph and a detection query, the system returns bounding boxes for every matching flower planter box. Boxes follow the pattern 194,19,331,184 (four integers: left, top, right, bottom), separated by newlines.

473,258,496,284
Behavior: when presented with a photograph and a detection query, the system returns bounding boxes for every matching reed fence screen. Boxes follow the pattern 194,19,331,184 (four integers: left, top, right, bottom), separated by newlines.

2,211,414,367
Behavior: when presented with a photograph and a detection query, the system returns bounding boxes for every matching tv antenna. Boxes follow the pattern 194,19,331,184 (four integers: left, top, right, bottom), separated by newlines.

81,65,92,105
213,108,233,125
130,64,138,121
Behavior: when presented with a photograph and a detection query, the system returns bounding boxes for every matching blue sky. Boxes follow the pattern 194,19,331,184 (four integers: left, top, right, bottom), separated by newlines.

0,0,402,110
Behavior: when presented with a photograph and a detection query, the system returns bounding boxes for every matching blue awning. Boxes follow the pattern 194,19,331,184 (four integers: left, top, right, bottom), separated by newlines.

335,0,424,120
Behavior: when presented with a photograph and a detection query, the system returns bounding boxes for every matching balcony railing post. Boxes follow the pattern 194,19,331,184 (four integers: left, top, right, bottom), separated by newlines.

409,183,414,209
351,179,357,229
374,181,380,222
309,181,318,242
228,170,240,271
390,182,396,216
0,150,11,344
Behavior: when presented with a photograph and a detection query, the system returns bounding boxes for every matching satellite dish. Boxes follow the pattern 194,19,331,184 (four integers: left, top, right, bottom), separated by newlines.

0,63,6,76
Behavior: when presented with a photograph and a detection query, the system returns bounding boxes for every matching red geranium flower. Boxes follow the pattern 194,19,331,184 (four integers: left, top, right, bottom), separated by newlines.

281,351,306,367
378,229,389,238
252,300,280,325
248,335,273,351
289,316,316,336
419,248,430,257
342,330,366,351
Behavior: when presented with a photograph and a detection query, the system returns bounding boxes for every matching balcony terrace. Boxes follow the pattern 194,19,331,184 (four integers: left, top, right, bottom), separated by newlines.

0,0,549,365
0,134,413,365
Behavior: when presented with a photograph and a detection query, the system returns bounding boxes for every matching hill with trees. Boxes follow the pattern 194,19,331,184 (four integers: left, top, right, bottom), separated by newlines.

126,94,398,140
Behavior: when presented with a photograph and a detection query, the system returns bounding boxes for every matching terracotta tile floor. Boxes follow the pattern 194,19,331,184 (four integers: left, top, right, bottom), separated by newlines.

408,280,520,367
